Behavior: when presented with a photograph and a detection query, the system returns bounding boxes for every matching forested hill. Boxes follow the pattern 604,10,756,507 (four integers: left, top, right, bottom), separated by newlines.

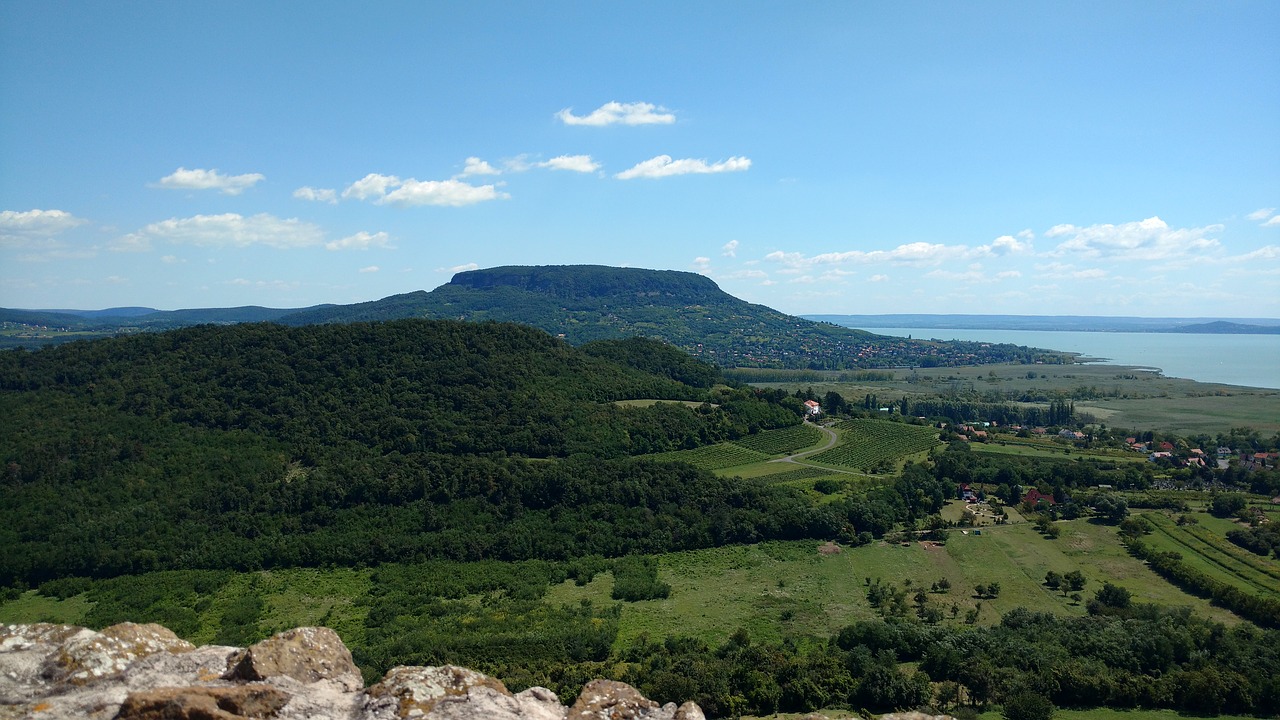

278,265,1053,369
0,319,819,583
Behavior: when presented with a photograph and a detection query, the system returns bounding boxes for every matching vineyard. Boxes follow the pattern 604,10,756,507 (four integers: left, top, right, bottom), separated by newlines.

808,419,939,470
645,443,771,470
732,424,823,456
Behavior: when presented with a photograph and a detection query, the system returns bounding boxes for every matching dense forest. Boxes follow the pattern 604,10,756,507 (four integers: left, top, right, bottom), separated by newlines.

0,320,818,584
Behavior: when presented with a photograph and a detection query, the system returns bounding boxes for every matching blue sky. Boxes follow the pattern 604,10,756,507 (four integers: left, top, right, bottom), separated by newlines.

2,1,1278,317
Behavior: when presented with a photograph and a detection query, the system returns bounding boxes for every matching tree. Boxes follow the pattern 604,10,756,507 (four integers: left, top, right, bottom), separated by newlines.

1063,570,1086,592
1002,689,1055,720
1044,571,1062,591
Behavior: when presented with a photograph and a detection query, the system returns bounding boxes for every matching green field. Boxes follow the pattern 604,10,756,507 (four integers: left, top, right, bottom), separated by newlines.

808,418,939,470
545,519,1241,651
731,423,823,455
1139,512,1280,597
644,425,827,471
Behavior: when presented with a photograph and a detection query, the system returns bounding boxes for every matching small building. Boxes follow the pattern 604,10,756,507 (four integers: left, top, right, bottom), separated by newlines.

803,400,821,416
1023,488,1055,506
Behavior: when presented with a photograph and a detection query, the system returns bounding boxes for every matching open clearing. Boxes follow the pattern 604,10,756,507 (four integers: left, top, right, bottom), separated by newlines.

545,518,1240,651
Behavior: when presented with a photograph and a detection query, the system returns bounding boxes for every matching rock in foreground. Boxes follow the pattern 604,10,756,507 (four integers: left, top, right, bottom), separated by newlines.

0,623,703,720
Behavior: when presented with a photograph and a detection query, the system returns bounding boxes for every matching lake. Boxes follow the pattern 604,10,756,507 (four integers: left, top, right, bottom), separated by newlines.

865,327,1280,390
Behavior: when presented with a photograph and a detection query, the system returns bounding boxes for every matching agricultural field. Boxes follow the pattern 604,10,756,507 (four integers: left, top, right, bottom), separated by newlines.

808,419,939,470
731,423,823,455
1139,512,1280,597
643,443,771,470
645,425,826,471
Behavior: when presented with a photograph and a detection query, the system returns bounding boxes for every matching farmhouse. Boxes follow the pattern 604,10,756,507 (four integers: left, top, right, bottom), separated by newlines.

803,400,821,416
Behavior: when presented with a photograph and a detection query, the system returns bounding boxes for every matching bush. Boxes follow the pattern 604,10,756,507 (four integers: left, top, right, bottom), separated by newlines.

611,556,671,602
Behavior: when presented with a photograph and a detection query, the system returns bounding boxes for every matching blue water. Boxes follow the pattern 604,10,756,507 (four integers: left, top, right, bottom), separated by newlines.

867,328,1280,390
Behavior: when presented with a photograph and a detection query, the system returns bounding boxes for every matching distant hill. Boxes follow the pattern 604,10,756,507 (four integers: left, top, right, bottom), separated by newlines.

4,265,1058,367
278,265,1054,369
1156,321,1280,334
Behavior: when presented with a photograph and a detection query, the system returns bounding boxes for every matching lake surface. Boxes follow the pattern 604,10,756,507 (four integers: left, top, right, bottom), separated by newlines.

865,327,1280,390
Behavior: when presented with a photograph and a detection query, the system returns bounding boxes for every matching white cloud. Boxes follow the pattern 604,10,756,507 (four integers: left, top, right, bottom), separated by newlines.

996,270,1022,279
1247,208,1275,221
721,240,739,257
156,167,264,195
556,101,675,126
869,275,889,282
294,186,338,204
1046,216,1221,259
325,231,391,251
359,265,379,273
0,208,88,240
539,155,601,173
161,255,184,264
450,262,479,273
1264,216,1280,227
982,234,1032,255
115,213,324,252
342,173,507,206
691,256,712,270
766,242,976,268
616,155,751,180
382,179,508,207
460,157,500,177
789,275,816,284
342,173,402,201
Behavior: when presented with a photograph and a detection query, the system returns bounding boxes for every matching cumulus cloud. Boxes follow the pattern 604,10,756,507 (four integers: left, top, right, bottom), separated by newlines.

325,231,391,251
1046,216,1220,259
721,269,767,279
459,157,500,177
0,209,88,248
1265,216,1280,228
982,234,1032,255
616,155,751,180
1247,208,1275,221
114,213,325,252
765,242,977,269
359,265,379,273
996,270,1022,279
156,167,265,195
293,186,338,204
342,173,403,201
556,101,675,126
721,240,739,257
691,256,712,271
539,155,601,173
342,173,508,206
450,262,479,273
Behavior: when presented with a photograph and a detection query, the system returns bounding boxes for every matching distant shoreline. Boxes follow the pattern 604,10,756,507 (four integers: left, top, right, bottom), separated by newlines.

805,314,1280,335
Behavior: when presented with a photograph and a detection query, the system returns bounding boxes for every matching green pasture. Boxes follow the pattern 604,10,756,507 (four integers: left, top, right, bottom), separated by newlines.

546,520,1241,651
1139,513,1280,596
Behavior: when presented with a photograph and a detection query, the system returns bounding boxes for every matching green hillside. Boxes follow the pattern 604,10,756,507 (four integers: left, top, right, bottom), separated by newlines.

278,264,1058,369
0,319,819,584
